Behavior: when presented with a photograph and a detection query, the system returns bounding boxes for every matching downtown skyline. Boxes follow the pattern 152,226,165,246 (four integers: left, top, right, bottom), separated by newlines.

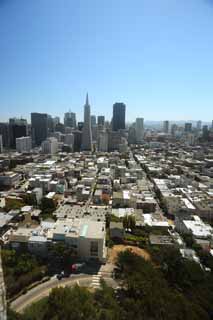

0,0,213,122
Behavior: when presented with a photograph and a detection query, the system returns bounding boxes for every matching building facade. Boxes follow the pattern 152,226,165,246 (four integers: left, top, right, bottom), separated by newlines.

31,113,48,146
81,94,92,151
112,103,126,131
16,136,32,153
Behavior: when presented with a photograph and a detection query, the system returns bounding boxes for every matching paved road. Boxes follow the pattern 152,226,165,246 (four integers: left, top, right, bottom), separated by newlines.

11,275,93,313
11,271,117,314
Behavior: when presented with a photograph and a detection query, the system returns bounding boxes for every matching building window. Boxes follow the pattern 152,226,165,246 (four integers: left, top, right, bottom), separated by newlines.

90,241,98,257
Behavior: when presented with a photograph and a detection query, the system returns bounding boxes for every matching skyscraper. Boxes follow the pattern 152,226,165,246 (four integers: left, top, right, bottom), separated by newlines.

31,113,48,146
163,120,169,134
0,123,9,148
112,103,126,131
9,118,27,148
97,116,105,126
135,118,144,143
64,111,76,128
185,123,192,133
81,93,92,151
91,115,96,127
0,135,3,153
197,120,202,131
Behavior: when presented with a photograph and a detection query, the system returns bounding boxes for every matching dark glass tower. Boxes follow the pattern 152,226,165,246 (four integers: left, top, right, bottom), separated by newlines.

112,103,126,131
31,113,48,146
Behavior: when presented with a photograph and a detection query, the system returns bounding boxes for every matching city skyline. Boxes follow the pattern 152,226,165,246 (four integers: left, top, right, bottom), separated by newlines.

0,0,213,122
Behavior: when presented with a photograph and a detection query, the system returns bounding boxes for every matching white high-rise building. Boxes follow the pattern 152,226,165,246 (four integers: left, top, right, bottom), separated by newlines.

98,131,108,151
16,136,32,153
41,137,58,154
64,133,74,150
81,93,92,151
0,135,3,153
135,118,144,143
197,120,202,131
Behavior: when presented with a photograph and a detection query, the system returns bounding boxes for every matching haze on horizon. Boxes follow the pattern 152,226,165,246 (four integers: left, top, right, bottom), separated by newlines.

0,0,213,123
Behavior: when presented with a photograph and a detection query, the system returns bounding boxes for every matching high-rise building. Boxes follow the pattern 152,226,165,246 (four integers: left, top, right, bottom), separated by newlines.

0,123,10,148
47,115,54,134
212,120,213,129
128,126,136,144
112,103,126,131
108,131,122,151
98,131,108,151
197,120,202,131
0,135,3,153
91,115,96,127
9,118,27,148
97,116,105,126
185,123,192,133
163,120,169,134
41,137,58,154
171,124,178,137
73,130,82,152
16,136,32,153
31,113,48,146
202,125,209,140
64,133,74,150
64,111,76,128
81,93,92,151
135,118,144,143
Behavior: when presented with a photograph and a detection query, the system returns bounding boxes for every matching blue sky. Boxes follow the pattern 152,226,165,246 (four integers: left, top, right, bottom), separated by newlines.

0,0,213,123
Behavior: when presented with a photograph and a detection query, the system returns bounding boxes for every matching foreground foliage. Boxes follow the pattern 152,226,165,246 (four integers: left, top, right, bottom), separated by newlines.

9,247,213,320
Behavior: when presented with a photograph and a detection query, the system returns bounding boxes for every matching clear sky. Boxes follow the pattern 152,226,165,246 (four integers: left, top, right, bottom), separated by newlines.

0,0,213,123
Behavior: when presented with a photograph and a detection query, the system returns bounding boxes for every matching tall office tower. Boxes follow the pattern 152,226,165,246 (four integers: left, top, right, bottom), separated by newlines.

171,124,178,137
197,120,202,131
73,130,82,152
64,111,76,128
47,115,54,134
97,116,105,126
202,125,209,140
112,103,126,131
135,118,144,143
31,113,48,146
98,131,108,151
9,118,27,148
81,93,92,151
128,126,136,144
212,120,213,129
0,123,9,148
0,135,3,153
185,122,192,133
163,120,169,134
108,131,122,151
41,137,58,154
16,136,32,153
64,133,74,149
91,115,96,127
